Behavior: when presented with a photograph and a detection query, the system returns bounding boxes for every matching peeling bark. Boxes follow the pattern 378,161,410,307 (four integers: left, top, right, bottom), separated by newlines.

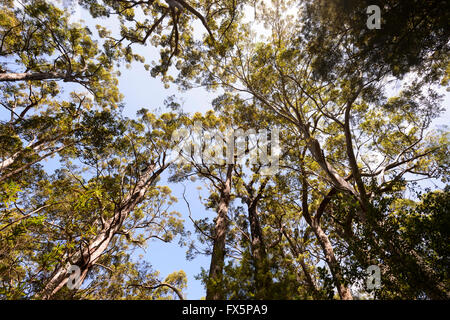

247,202,271,299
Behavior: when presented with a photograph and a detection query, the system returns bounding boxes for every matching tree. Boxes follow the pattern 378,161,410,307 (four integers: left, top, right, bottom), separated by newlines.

0,0,123,199
0,109,186,299
169,111,236,300
77,0,247,84
301,0,450,83
183,0,449,298
1,0,448,301
1,1,121,106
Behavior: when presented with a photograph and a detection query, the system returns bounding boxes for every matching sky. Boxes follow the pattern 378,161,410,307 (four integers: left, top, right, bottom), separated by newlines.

3,0,450,299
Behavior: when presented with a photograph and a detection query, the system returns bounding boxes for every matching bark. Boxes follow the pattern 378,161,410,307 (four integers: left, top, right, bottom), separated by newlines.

301,174,352,300
311,222,353,300
306,135,361,201
173,0,215,40
0,133,70,175
344,102,370,213
0,71,70,82
129,283,184,300
36,164,164,299
239,176,271,298
247,202,271,299
0,145,68,184
206,164,233,300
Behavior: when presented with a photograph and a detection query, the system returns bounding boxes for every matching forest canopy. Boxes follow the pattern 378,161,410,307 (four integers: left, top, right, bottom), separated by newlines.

0,0,449,300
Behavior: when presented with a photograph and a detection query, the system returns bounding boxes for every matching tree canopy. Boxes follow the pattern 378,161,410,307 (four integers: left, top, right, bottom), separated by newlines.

0,0,448,300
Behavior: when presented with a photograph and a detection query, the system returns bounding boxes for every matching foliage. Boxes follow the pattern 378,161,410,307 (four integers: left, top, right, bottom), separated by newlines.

0,0,448,300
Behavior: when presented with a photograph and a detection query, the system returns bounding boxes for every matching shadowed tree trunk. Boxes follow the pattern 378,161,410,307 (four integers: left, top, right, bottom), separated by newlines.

247,202,270,299
0,72,77,82
206,164,233,300
243,177,272,299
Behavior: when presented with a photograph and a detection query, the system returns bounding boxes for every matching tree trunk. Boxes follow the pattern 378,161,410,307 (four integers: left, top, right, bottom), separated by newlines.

0,134,69,177
206,165,233,300
38,223,119,299
247,202,271,299
0,72,69,82
312,222,353,300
